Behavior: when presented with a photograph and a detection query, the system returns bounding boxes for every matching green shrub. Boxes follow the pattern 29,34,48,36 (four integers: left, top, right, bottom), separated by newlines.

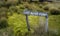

0,1,5,7
8,6,18,15
0,18,8,29
9,6,17,12
48,30,58,36
43,6,49,11
0,7,8,18
57,28,60,36
39,5,43,8
50,9,60,15
8,14,28,36
6,0,18,5
42,2,48,6
58,7,60,9
0,7,8,12
0,27,14,36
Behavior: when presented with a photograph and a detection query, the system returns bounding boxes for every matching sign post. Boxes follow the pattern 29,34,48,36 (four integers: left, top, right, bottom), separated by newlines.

25,14,30,31
23,10,48,32
45,15,48,32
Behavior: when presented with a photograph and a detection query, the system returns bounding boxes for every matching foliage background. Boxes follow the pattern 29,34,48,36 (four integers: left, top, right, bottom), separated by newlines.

0,0,60,36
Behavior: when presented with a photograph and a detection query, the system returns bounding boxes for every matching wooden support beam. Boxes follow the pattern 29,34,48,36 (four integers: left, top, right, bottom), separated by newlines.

26,14,30,31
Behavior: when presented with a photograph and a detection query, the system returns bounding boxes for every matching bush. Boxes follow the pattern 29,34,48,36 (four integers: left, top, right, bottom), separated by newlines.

58,7,60,9
0,18,8,29
50,9,60,15
0,1,5,7
43,6,49,11
8,14,28,36
57,28,60,36
0,27,14,36
9,6,17,12
39,5,43,8
0,7,8,12
6,0,18,5
0,7,8,18
9,6,18,15
42,2,48,6
48,30,58,36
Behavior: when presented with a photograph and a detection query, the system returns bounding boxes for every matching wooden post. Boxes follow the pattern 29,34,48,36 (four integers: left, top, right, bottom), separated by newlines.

45,15,48,32
26,14,30,31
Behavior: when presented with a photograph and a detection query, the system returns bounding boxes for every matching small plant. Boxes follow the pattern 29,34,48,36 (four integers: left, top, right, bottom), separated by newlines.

42,2,48,6
0,18,8,29
43,6,49,11
48,30,58,36
9,6,17,12
39,5,43,8
50,9,60,15
58,7,60,9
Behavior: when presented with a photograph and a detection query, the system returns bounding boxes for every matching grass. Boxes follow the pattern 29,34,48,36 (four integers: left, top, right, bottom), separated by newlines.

49,15,60,29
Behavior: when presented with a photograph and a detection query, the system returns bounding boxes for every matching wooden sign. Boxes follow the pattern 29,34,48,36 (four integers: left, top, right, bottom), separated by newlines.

23,10,48,32
24,11,48,16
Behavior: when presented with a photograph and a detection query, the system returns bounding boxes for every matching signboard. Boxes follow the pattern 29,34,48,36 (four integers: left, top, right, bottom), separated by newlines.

24,11,48,16
23,10,48,32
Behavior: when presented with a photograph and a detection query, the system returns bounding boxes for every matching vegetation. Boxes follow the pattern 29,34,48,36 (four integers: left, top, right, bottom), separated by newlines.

0,0,60,36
